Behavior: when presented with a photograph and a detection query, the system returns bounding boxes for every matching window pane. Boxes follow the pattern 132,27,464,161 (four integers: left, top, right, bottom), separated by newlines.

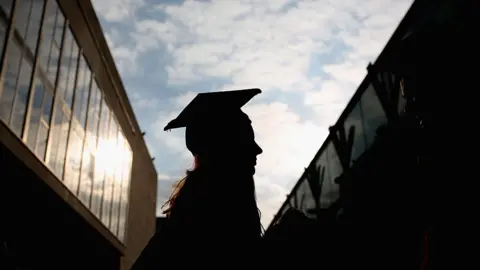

10,57,33,137
42,89,53,123
100,117,119,227
110,133,125,234
48,104,69,178
14,0,33,40
0,0,14,19
38,0,64,86
91,163,105,218
320,143,342,209
26,78,45,150
0,41,21,123
78,147,94,207
47,106,62,175
85,83,100,149
360,85,388,147
0,17,8,62
97,100,110,148
64,122,83,194
118,143,132,242
58,28,79,109
73,56,91,128
53,7,63,46
15,0,44,54
57,111,70,179
293,179,316,219
343,104,366,166
25,0,45,54
36,122,48,160
91,100,111,218
314,150,329,209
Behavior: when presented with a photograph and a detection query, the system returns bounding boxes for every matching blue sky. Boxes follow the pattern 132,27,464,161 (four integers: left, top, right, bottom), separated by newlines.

91,0,413,227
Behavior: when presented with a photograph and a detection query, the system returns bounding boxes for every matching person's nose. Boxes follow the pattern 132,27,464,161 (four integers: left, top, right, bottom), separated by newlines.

254,142,263,155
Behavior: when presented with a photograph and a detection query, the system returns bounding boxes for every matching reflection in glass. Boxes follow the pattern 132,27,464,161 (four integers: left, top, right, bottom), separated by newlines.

0,40,21,124
16,0,45,55
110,133,125,234
0,22,6,64
321,143,342,208
73,56,91,128
42,90,52,123
0,0,134,242
58,28,79,109
100,117,119,227
10,57,33,137
0,1,14,19
64,122,84,193
14,0,33,41
314,151,329,208
343,104,366,166
25,0,45,54
294,180,316,219
85,83,101,149
32,78,51,160
361,85,388,147
78,146,94,207
38,0,64,86
36,122,48,160
34,87,53,160
47,103,70,178
118,142,132,242
48,107,62,175
57,111,70,177
26,78,45,150
91,100,111,218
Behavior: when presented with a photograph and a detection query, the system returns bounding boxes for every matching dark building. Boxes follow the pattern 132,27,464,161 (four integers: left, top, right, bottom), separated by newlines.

265,0,475,268
0,1,157,269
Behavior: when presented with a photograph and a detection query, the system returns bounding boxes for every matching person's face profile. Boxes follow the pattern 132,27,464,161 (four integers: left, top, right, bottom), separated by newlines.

209,116,262,175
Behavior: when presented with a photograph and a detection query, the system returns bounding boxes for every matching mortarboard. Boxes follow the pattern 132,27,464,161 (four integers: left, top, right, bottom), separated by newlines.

164,88,262,131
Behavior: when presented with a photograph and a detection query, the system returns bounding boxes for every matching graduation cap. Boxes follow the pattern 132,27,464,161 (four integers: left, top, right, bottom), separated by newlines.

164,88,262,131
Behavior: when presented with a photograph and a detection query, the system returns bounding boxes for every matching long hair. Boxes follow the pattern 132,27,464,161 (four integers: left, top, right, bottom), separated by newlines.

161,156,199,216
161,155,264,237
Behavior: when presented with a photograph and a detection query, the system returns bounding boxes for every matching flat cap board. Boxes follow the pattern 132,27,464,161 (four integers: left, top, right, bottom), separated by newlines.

164,88,261,131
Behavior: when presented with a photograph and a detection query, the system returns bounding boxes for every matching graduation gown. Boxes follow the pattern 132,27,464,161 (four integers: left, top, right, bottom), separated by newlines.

131,171,261,269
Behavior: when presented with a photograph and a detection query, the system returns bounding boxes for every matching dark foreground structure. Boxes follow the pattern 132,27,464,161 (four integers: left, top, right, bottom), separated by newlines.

0,1,157,269
265,0,476,268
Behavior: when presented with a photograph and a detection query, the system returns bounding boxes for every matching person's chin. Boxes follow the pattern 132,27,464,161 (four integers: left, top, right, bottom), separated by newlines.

236,166,256,175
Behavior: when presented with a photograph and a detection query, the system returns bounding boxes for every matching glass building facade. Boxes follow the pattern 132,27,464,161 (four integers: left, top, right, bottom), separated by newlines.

0,0,132,242
268,0,459,229
273,76,401,223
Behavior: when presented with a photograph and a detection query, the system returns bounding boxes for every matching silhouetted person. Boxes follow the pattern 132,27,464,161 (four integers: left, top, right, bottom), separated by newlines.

131,89,264,269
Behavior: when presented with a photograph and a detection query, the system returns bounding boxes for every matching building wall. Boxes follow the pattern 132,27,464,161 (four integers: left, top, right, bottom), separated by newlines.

0,0,157,268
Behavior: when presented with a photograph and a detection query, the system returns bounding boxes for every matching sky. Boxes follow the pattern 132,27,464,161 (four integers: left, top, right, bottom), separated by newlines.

91,0,413,227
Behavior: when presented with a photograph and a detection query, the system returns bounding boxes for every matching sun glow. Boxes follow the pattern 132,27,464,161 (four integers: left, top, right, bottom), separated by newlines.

95,137,129,179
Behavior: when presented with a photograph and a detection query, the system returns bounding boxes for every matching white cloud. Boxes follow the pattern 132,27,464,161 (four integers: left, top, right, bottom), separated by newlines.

305,80,353,126
92,0,144,22
93,0,414,227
